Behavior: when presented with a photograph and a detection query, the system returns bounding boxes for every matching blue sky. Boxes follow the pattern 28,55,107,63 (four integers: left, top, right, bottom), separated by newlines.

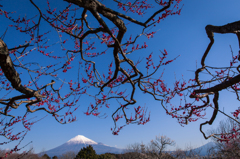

1,0,240,154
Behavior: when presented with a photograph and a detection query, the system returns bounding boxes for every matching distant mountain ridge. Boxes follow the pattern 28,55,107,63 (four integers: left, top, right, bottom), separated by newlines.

39,135,123,157
188,142,216,156
166,142,217,157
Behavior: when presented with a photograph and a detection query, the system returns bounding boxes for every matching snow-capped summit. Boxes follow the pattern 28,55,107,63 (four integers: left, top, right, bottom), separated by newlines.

66,135,97,145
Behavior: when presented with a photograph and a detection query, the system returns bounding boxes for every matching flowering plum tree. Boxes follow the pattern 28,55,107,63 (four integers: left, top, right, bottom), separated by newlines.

178,21,240,142
209,118,240,158
147,19,240,144
0,0,183,155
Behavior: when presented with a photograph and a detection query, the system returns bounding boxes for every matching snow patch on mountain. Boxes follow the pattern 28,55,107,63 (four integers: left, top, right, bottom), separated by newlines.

66,135,97,145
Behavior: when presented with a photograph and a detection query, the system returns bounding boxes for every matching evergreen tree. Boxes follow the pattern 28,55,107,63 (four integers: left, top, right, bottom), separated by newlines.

75,145,98,159
98,153,116,159
41,154,51,159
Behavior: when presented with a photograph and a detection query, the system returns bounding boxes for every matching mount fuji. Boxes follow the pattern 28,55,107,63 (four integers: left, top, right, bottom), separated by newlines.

39,135,123,157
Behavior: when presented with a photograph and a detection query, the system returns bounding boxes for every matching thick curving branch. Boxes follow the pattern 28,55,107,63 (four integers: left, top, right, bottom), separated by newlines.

191,20,240,140
0,39,38,97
